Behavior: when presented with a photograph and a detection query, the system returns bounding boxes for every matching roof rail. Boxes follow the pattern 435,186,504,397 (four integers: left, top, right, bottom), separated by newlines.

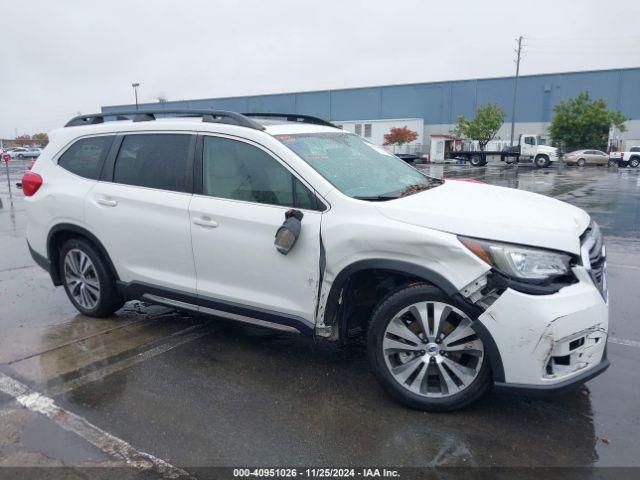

242,113,336,128
64,110,266,130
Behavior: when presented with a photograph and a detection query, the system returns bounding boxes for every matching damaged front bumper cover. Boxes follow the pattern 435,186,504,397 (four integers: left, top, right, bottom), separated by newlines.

475,266,609,395
494,350,609,396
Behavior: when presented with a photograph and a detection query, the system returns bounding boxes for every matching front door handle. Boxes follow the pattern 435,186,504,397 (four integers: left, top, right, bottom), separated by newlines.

96,197,118,207
193,216,219,228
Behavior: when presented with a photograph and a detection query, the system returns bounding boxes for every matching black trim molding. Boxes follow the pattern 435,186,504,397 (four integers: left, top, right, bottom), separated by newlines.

47,223,120,286
494,356,610,397
323,259,459,328
28,241,52,274
118,280,315,336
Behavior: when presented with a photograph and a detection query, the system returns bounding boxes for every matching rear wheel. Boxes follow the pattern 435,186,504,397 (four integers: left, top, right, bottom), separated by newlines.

630,157,640,168
608,159,617,167
577,158,586,167
59,238,124,317
367,285,491,412
469,155,485,167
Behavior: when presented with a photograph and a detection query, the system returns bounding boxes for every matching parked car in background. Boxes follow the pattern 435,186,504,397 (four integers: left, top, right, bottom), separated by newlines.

609,146,640,168
28,147,42,157
9,147,39,159
564,150,616,167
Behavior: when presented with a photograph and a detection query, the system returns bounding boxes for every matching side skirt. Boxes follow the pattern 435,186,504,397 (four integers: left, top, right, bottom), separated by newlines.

117,281,315,336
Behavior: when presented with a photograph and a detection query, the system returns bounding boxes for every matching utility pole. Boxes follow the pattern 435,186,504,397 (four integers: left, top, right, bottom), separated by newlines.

132,83,140,110
510,36,523,147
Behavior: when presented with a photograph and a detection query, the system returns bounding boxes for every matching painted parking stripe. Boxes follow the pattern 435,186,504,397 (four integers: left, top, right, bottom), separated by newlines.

0,371,192,479
609,337,640,348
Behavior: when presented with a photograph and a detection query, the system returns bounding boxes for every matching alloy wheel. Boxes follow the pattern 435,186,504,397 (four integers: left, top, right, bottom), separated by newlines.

63,248,101,310
382,301,484,398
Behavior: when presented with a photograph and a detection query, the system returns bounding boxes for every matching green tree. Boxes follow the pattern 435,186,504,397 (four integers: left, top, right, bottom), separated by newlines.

453,103,505,151
549,91,627,151
32,132,49,145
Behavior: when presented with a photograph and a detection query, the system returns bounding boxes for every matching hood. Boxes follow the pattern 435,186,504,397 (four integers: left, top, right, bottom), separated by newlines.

539,145,558,155
375,180,589,255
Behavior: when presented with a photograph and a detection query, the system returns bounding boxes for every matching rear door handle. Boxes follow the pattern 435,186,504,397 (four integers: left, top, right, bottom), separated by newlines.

193,216,219,228
96,197,118,207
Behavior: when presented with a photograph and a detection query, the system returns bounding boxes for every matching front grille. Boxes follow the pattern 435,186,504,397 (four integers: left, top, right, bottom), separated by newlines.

580,221,607,299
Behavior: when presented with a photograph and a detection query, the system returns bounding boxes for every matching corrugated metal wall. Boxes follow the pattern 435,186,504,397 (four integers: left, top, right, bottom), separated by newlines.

103,68,640,123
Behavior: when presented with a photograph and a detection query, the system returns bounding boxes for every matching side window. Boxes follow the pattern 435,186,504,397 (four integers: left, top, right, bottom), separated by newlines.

113,134,193,192
202,136,318,209
630,147,640,152
524,136,535,146
58,136,114,180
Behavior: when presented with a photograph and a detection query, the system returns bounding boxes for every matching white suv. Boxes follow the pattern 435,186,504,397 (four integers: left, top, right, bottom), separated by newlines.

23,110,609,411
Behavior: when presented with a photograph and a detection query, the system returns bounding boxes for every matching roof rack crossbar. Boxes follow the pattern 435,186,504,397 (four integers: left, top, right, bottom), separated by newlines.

64,109,266,130
241,113,336,128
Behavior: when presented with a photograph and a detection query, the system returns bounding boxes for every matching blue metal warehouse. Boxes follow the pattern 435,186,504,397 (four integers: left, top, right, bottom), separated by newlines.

103,67,640,147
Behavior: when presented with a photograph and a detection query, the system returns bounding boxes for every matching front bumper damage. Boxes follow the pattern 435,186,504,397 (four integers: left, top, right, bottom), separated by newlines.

477,267,609,394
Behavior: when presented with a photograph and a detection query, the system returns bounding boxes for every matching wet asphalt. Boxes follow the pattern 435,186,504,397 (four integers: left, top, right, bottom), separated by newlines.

0,158,639,477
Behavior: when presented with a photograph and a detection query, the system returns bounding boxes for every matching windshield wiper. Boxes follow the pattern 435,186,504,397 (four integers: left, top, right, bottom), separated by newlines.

353,195,400,202
398,179,444,197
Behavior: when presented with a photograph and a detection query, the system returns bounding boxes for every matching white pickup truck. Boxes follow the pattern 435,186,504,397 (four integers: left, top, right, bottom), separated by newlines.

609,146,640,168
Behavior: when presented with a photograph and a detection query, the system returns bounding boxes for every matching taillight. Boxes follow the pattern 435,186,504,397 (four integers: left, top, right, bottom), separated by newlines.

21,171,42,196
620,153,624,160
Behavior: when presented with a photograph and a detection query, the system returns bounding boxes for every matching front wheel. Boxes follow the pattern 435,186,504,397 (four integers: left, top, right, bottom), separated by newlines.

59,238,124,317
367,285,491,412
535,155,550,168
630,158,640,168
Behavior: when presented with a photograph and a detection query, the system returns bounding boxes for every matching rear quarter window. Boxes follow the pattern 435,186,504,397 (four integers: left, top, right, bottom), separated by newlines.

57,136,114,180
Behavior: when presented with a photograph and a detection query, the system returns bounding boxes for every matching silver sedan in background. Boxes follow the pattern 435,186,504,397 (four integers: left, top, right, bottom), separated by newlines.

564,149,616,166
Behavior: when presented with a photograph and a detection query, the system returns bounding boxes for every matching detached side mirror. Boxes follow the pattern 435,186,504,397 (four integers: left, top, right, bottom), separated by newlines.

274,209,304,255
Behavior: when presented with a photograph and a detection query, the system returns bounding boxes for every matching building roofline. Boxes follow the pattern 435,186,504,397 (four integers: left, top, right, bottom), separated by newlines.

103,66,640,111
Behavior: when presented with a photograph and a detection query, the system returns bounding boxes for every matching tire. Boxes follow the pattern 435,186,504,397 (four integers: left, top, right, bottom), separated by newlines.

608,159,617,167
367,285,491,412
577,158,586,167
18,154,24,159
630,157,640,168
535,155,550,168
59,238,124,317
469,155,483,167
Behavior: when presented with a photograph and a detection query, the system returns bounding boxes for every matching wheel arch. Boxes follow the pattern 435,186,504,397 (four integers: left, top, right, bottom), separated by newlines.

322,258,505,383
322,259,457,338
47,223,119,286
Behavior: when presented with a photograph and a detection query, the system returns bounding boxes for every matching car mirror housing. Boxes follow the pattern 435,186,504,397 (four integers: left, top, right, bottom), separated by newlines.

274,209,304,255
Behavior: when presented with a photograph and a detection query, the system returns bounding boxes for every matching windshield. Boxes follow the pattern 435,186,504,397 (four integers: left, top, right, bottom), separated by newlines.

275,132,441,200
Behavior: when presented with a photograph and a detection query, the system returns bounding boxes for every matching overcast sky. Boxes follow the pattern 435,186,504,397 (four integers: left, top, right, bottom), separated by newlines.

1,0,639,138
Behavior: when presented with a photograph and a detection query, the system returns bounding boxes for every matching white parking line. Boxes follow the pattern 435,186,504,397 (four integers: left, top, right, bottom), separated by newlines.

609,337,640,348
0,371,192,478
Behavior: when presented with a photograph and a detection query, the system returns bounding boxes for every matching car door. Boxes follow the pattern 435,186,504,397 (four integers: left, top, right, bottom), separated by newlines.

594,150,608,165
85,132,198,294
583,150,596,164
189,134,323,330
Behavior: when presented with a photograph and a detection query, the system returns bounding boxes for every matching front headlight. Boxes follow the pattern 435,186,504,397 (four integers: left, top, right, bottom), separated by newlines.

459,236,572,282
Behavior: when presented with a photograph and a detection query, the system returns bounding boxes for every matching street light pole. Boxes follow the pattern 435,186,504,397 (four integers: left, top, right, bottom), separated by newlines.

132,83,140,110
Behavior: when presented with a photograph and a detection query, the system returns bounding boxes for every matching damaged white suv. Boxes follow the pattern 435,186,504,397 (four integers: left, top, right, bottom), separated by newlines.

23,110,609,411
